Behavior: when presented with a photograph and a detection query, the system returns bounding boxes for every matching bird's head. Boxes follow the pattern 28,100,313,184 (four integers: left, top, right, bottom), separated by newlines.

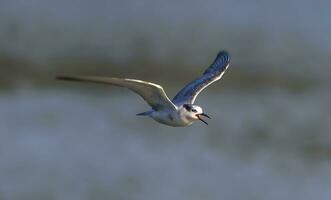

182,104,211,125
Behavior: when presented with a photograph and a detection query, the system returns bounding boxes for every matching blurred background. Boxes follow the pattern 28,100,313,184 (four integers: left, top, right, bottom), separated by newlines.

0,0,331,199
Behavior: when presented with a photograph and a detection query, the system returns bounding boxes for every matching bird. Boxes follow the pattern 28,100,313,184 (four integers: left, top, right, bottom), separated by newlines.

56,50,230,127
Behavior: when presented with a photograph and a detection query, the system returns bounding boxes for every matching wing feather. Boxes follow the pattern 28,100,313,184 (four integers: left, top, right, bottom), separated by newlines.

56,76,177,110
172,51,230,104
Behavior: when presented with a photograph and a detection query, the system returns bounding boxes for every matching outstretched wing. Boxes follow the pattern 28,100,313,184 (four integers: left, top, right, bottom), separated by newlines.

56,76,177,110
172,51,230,104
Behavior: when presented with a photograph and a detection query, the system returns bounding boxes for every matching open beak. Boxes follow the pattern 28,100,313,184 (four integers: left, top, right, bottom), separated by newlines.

196,113,211,125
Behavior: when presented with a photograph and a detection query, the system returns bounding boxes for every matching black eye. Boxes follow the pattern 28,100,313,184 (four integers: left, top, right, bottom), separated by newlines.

183,104,191,111
191,109,197,113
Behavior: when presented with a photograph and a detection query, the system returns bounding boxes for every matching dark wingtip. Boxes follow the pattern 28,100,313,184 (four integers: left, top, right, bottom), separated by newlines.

56,76,80,81
203,50,230,75
218,50,229,55
216,50,230,63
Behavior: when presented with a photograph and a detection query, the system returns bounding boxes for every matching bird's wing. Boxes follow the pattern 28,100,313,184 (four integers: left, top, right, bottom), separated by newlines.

56,76,177,110
172,51,230,104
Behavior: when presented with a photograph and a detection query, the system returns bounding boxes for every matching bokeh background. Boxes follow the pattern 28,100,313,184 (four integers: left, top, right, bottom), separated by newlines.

1,0,331,199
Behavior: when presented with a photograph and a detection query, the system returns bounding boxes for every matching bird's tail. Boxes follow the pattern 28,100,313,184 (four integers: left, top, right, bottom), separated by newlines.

136,111,152,116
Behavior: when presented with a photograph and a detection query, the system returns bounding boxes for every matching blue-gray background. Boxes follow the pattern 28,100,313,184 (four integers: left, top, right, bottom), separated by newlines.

0,0,331,199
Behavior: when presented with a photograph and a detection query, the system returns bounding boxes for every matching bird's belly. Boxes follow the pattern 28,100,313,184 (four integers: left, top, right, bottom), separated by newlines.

151,111,192,127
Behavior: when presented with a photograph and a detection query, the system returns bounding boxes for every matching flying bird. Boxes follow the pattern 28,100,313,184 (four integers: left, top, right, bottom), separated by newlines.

56,51,230,127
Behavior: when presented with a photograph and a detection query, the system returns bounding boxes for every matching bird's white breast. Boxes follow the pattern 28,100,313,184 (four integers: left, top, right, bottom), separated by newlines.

150,109,192,127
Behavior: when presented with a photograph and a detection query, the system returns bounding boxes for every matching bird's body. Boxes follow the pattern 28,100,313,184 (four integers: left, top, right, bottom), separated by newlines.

147,105,198,127
149,108,190,127
57,51,230,127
